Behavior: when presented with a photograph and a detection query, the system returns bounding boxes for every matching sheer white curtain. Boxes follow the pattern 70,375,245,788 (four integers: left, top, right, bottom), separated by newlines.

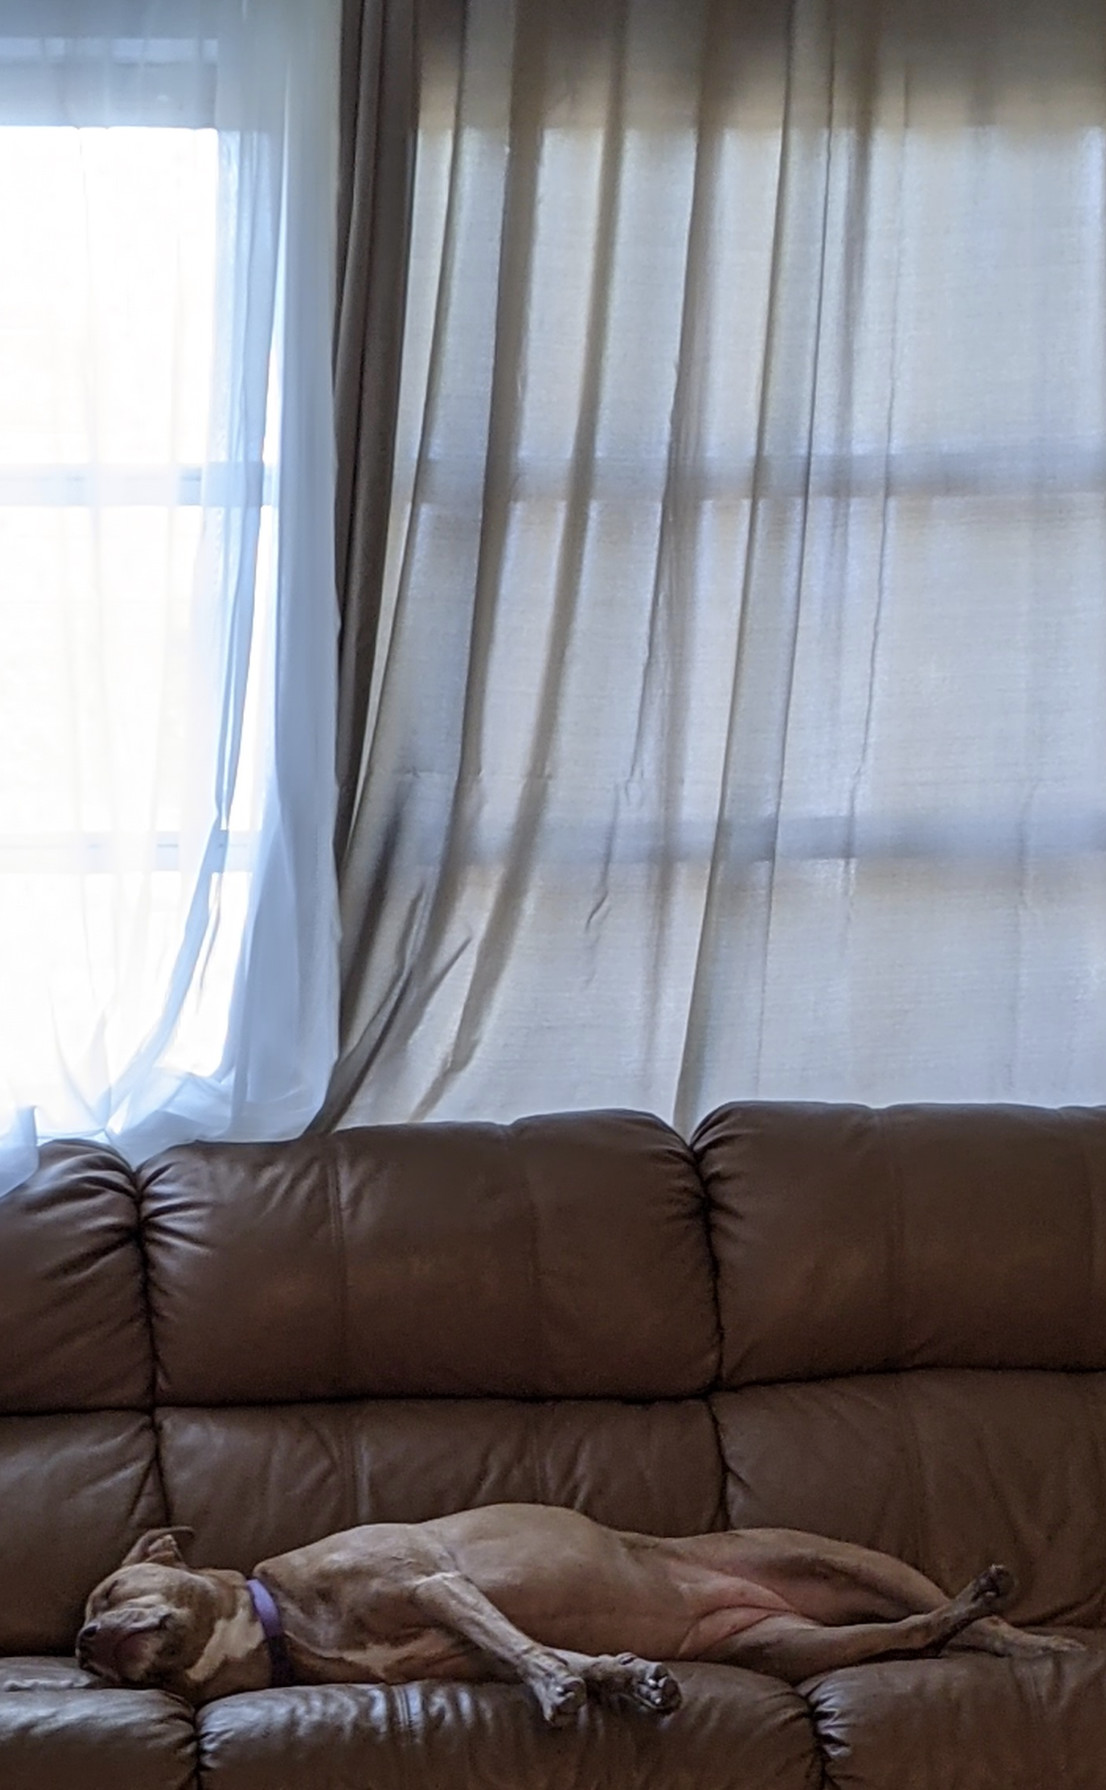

0,0,341,1193
333,0,1106,1132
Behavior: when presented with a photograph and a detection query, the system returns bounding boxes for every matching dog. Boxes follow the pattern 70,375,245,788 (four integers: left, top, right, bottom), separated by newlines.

77,1503,1081,1723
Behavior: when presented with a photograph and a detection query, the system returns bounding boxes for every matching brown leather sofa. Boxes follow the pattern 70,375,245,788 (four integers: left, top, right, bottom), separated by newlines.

2,1101,1105,1789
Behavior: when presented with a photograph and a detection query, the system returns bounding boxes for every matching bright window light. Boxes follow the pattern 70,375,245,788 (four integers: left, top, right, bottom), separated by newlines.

0,126,265,1093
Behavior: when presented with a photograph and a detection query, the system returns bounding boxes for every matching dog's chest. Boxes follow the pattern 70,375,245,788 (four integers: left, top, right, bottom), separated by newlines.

184,1605,263,1693
292,1624,484,1686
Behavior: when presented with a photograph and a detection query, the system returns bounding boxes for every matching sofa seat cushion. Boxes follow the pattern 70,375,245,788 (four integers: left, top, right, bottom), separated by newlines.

0,1657,96,1693
0,1675,196,1790
805,1632,1106,1789
196,1664,819,1790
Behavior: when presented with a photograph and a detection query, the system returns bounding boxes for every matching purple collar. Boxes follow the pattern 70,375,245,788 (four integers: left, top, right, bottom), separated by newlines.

246,1578,295,1688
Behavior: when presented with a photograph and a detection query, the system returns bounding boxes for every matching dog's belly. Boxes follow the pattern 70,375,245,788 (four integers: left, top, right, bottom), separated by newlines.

674,1599,808,1660
455,1544,799,1659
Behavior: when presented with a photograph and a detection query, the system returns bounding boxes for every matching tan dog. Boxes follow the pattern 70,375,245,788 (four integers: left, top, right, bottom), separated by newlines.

77,1504,1079,1722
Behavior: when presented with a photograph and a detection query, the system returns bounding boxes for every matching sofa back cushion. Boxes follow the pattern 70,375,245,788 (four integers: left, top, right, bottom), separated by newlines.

0,1143,164,1653
694,1101,1106,1383
156,1397,725,1571
140,1111,719,1402
714,1371,1106,1626
695,1102,1106,1624
0,1141,152,1412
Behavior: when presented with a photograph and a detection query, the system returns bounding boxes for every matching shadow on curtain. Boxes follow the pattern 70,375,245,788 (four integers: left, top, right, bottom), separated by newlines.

326,0,1106,1135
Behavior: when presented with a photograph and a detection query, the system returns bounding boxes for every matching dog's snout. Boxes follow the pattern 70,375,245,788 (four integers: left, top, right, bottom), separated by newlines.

76,1621,106,1670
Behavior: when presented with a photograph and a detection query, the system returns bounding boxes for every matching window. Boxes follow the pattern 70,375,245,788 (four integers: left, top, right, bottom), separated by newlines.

340,0,1106,1127
0,3,339,1189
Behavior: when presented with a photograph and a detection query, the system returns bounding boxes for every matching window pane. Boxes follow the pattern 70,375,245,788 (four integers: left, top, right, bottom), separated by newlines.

0,123,260,1094
0,127,216,465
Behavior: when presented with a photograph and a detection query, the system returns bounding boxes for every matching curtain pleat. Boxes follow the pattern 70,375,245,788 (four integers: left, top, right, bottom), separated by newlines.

333,0,419,869
319,0,419,1131
322,0,1106,1134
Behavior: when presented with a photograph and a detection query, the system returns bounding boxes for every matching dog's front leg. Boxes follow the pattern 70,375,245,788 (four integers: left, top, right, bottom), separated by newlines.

412,1571,585,1726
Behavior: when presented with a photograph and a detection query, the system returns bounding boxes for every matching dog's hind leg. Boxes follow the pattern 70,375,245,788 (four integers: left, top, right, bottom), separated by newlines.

831,1547,1083,1659
730,1530,1080,1660
834,1554,1083,1659
784,1540,1082,1660
708,1565,1015,1684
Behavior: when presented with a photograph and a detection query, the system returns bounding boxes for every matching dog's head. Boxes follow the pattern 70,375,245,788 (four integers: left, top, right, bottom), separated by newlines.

78,1528,257,1701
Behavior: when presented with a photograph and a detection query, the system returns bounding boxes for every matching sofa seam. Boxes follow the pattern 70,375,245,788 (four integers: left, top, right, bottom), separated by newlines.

690,1128,725,1398
796,1682,836,1790
130,1157,174,1529
185,1702,203,1790
1066,1108,1101,1368
683,1124,726,1517
512,1122,545,1403
704,1389,729,1531
511,1126,552,1501
874,1109,928,1575
128,1158,159,1412
390,1680,419,1790
323,1141,357,1523
873,1107,906,1372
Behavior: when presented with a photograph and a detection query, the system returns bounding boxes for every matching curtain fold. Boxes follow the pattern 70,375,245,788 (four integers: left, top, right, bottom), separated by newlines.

0,0,341,1191
317,0,418,1131
326,0,1106,1133
333,0,419,870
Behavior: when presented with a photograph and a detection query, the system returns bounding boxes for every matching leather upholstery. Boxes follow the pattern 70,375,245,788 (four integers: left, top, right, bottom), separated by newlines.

194,1668,819,1790
696,1101,1106,1381
805,1636,1106,1790
0,1140,152,1411
0,1412,165,1653
139,1113,717,1403
1,1102,1103,1787
156,1398,725,1572
714,1372,1106,1628
0,1687,195,1790
0,1143,165,1657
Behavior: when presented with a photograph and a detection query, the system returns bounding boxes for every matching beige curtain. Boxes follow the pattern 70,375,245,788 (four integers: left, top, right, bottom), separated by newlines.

326,0,1106,1135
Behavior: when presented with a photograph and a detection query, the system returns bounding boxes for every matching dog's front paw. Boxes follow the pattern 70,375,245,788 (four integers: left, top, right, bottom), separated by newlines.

626,1660,681,1713
534,1673,586,1726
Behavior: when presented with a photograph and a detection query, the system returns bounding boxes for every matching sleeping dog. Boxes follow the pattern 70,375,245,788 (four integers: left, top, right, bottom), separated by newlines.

77,1503,1079,1722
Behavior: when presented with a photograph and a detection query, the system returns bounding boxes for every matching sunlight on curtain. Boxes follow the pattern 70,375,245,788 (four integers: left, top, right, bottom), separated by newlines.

0,1,341,1192
335,0,1106,1131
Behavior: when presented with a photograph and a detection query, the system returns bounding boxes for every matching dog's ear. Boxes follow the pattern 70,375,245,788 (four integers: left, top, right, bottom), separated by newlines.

119,1527,194,1569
